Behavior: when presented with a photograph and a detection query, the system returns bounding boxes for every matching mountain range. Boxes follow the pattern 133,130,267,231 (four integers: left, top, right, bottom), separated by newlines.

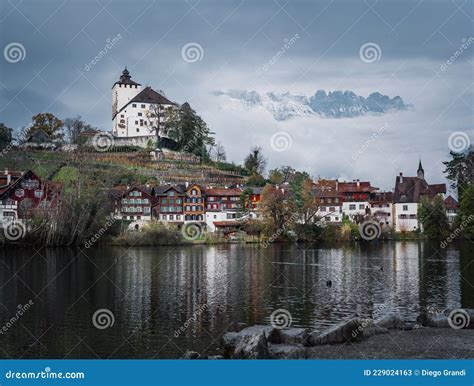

212,89,408,120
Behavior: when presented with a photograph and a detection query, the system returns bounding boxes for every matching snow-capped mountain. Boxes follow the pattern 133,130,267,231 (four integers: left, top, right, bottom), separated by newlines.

213,89,408,120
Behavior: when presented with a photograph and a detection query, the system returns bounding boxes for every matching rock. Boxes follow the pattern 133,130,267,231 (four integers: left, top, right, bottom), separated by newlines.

417,312,450,328
268,343,308,359
375,314,404,330
360,324,389,339
233,331,270,359
305,318,376,346
181,350,204,359
222,326,272,359
267,327,311,345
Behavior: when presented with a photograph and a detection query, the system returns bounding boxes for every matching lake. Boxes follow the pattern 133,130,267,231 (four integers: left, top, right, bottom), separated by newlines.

0,241,472,358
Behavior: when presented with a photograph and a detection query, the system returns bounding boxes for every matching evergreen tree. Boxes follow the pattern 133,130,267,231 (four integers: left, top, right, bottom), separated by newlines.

443,150,474,199
165,102,215,157
418,195,449,239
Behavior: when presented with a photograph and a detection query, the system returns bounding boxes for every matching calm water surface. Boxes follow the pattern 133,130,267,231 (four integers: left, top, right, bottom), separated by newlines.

0,241,472,358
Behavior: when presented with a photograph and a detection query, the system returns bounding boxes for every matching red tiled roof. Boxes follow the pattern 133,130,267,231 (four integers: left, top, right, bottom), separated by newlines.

338,181,375,193
444,195,459,210
205,188,242,196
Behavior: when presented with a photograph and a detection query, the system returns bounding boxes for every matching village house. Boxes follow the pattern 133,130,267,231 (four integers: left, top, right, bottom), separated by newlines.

393,161,446,232
112,68,176,139
314,179,342,224
369,191,394,227
111,185,157,224
0,169,61,226
444,195,459,226
153,185,185,224
339,180,377,222
204,187,243,233
183,184,205,222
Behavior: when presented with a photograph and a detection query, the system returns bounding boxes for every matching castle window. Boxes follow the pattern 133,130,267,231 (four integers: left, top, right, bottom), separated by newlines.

135,120,138,124
141,104,145,108
138,112,142,116
140,120,143,126
132,104,136,107
136,128,139,132
120,114,124,118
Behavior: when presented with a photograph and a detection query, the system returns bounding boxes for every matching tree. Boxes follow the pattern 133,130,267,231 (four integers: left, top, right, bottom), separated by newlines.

164,102,215,157
293,178,318,225
244,146,266,175
443,150,474,199
210,141,226,162
27,113,64,140
259,185,295,238
64,116,90,144
246,173,266,187
0,123,12,149
418,195,449,239
455,184,474,239
268,168,284,184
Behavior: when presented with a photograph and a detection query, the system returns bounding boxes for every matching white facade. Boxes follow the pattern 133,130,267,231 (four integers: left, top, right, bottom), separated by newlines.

370,203,393,227
394,203,419,232
111,68,174,139
205,211,239,232
317,205,342,223
342,201,370,220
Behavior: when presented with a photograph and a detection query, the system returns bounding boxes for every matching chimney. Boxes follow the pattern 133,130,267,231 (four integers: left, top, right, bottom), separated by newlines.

399,172,403,184
185,181,189,188
356,179,360,188
4,169,8,175
335,179,339,192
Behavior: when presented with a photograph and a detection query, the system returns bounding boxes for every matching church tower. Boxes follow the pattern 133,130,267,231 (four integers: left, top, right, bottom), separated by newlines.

417,159,424,180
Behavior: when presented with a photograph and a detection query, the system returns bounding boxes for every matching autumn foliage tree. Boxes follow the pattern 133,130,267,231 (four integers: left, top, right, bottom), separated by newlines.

27,112,64,140
259,185,295,238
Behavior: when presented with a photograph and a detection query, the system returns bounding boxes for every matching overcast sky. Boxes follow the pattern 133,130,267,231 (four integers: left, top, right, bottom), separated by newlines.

0,0,472,190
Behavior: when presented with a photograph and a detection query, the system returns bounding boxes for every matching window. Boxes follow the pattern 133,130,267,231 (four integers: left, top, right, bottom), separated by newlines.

409,214,417,219
34,190,43,198
144,207,150,214
335,217,339,221
138,112,142,117
21,179,39,189
136,128,139,132
213,215,217,219
132,104,137,108
140,120,143,126
327,198,332,203
359,204,364,210
137,216,141,220
168,191,175,196
349,204,356,210
162,215,167,220
176,215,181,220
403,205,408,211
162,198,166,204
120,114,124,118
142,198,149,204
141,104,145,108
135,120,138,125
15,189,24,197
176,198,182,204
129,216,134,220
320,206,326,212
329,207,335,212
169,215,174,220
191,189,197,195
325,216,330,221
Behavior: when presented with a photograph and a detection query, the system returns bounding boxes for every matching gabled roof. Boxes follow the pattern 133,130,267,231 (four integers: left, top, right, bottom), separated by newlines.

0,170,41,198
338,181,376,193
444,195,459,210
204,188,243,196
114,86,176,119
393,175,446,203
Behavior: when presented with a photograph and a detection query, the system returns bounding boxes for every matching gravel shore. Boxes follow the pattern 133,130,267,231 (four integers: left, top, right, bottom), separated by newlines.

306,328,474,359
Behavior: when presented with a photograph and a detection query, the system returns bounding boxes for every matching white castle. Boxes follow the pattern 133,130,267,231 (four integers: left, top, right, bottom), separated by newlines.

112,67,176,138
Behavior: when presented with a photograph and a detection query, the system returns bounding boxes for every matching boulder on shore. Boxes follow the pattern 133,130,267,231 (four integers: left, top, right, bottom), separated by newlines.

375,314,405,330
305,318,388,346
222,326,272,359
417,309,473,329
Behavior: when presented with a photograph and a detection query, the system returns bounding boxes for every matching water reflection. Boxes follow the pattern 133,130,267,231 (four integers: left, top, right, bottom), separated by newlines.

0,241,471,358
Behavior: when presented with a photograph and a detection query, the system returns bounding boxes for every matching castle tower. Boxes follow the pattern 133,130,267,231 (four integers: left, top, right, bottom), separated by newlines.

112,67,142,136
417,159,424,180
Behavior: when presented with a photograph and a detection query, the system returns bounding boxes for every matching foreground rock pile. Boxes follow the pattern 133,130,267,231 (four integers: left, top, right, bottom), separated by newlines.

181,308,473,359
